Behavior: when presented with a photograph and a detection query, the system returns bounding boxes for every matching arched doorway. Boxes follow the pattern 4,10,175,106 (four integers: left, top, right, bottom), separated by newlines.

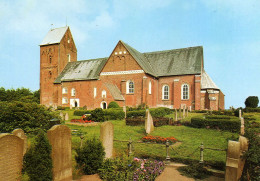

100,101,107,109
74,100,78,108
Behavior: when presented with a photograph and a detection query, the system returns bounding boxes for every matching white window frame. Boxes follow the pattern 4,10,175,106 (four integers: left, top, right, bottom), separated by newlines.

162,85,169,100
181,84,189,100
149,81,152,94
94,87,97,98
102,90,106,98
71,88,76,96
62,87,68,94
62,97,68,104
126,80,134,94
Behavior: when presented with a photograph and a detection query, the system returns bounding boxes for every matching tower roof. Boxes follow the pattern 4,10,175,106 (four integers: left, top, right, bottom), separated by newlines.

40,26,68,46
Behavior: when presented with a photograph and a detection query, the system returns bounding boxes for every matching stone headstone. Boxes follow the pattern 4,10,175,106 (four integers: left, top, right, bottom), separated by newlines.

0,133,24,181
64,112,69,121
47,125,72,181
239,109,242,119
12,128,27,155
183,105,186,118
240,117,245,135
225,136,249,181
145,109,154,134
189,106,192,112
100,121,114,158
123,106,126,118
60,112,64,120
175,109,178,122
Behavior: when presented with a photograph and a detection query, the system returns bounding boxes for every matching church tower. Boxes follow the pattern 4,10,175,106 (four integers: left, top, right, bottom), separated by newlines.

40,26,77,107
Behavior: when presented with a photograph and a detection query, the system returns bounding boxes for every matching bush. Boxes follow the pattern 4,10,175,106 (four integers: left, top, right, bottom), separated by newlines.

190,116,240,132
23,129,53,181
150,107,172,118
75,138,105,175
0,101,60,133
153,117,172,127
234,108,243,117
104,109,125,120
245,96,259,108
107,101,120,109
177,162,212,179
74,110,92,116
126,110,146,118
126,117,145,126
243,107,260,113
89,108,105,122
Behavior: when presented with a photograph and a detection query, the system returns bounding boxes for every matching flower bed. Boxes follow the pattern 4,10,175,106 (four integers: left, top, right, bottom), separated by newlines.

70,119,94,124
141,135,178,144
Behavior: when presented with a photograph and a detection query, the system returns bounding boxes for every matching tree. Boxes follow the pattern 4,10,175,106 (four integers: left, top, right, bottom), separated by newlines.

23,129,53,181
245,96,259,108
108,101,120,109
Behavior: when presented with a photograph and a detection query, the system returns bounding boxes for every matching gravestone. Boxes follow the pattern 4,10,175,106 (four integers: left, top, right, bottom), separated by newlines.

183,105,186,118
225,136,249,181
12,128,27,155
145,109,154,134
123,106,126,118
189,106,192,112
60,112,64,120
100,121,114,158
47,125,72,181
175,109,178,122
240,117,245,135
0,134,24,181
64,112,69,121
239,109,242,119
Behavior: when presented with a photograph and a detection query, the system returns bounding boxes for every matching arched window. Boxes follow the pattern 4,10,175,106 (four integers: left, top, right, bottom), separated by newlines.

102,90,106,98
149,81,152,94
71,88,76,96
182,84,189,100
162,85,169,100
126,80,134,94
62,87,68,94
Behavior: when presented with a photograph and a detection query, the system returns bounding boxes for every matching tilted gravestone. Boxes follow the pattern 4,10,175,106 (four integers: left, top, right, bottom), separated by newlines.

12,128,27,155
64,113,69,121
145,109,154,134
59,112,64,120
0,133,24,181
123,106,127,118
225,136,249,181
47,125,72,181
174,109,178,122
100,121,114,158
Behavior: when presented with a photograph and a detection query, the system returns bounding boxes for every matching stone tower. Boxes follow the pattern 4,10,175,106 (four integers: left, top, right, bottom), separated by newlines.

40,26,77,107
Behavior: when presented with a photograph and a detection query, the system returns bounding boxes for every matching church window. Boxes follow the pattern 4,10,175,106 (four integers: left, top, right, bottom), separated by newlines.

162,85,169,100
126,80,134,94
102,90,107,98
67,54,71,62
182,84,189,100
62,97,68,104
149,81,152,94
94,87,97,98
62,87,68,94
71,88,76,96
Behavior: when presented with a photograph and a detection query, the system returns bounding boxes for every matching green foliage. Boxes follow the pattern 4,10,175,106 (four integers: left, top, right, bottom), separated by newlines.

104,109,125,120
149,107,172,118
23,130,53,181
0,101,60,133
245,96,259,108
190,116,240,132
89,108,105,122
75,138,105,175
107,101,120,109
74,110,92,116
126,110,146,118
241,130,260,180
177,163,212,179
0,87,40,103
244,107,260,113
234,107,243,117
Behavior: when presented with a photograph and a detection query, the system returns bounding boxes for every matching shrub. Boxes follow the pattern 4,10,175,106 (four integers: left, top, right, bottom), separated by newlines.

107,101,120,109
0,101,60,133
89,108,105,122
177,162,212,179
126,110,146,118
126,117,145,126
23,129,53,181
74,110,92,116
234,108,243,117
190,116,240,132
245,96,259,108
243,107,260,113
153,117,172,126
75,138,105,175
150,107,172,118
104,109,125,120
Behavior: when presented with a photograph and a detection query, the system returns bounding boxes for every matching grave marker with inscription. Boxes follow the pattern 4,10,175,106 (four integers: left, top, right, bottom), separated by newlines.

100,121,114,158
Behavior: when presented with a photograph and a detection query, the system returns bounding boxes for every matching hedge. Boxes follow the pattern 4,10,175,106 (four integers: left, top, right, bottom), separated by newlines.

125,117,172,127
104,109,125,120
74,110,92,116
190,116,240,133
243,107,260,113
126,110,146,118
149,107,172,118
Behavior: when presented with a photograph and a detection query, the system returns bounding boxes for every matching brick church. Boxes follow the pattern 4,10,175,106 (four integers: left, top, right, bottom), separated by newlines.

40,26,224,110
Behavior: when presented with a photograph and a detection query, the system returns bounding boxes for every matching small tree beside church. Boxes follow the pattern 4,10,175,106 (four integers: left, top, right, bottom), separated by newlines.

245,96,259,108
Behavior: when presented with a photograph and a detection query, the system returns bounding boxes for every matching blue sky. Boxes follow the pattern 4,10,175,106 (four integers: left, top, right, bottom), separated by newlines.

0,0,259,108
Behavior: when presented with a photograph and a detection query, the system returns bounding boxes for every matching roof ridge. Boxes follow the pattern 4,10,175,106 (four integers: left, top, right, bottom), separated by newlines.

143,46,203,55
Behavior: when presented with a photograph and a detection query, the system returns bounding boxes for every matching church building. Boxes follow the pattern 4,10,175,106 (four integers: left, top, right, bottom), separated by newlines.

40,26,224,110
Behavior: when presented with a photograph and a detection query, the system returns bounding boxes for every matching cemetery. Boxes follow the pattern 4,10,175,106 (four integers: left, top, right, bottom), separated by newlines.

0,98,259,180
